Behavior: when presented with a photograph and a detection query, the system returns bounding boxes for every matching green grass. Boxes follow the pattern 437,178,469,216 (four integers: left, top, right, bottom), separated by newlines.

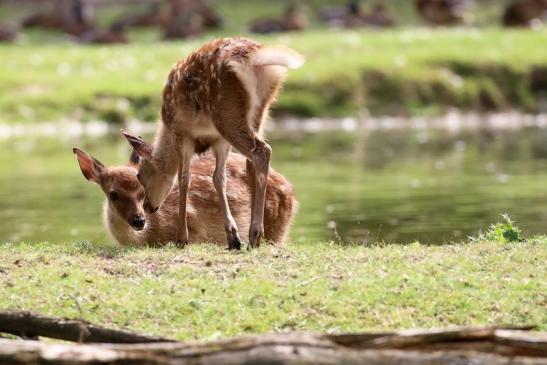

0,28,546,123
1,239,546,340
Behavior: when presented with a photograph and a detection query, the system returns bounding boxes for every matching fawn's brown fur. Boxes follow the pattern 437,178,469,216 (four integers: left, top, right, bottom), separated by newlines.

123,37,303,250
73,148,297,247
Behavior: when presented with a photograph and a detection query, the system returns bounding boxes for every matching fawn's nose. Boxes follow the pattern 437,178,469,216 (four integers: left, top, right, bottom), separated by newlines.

130,216,146,230
143,200,158,214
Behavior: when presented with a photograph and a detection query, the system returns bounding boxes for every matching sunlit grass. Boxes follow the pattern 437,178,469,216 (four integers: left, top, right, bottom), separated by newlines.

0,28,545,122
1,239,545,340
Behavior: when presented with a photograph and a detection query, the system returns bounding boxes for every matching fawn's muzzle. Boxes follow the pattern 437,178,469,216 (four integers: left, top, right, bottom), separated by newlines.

130,216,146,230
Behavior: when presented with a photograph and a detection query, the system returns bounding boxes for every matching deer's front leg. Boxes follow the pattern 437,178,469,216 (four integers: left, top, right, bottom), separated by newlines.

213,141,241,250
176,146,192,247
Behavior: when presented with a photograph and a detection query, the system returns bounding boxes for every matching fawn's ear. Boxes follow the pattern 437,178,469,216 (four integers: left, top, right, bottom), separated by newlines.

73,148,106,184
121,130,152,160
128,148,140,166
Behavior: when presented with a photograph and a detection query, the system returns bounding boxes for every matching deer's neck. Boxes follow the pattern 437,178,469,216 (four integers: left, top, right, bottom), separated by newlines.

151,123,179,177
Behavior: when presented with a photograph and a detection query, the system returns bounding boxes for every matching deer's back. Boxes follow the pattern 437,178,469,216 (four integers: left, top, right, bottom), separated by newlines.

162,37,261,117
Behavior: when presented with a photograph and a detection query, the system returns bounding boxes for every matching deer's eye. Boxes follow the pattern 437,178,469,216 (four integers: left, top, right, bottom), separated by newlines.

109,191,119,201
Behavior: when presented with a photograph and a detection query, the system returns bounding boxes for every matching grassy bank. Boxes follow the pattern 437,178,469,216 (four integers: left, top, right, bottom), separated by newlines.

1,239,545,340
0,29,546,124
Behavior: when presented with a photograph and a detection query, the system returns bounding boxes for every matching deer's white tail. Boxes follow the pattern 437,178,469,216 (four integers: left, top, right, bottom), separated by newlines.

251,46,305,69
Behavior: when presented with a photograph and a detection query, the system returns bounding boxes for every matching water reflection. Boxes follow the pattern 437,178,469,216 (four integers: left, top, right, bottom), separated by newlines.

1,120,547,244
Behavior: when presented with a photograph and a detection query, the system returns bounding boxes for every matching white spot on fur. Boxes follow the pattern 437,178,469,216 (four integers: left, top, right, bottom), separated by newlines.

187,205,197,216
192,191,212,200
280,184,292,193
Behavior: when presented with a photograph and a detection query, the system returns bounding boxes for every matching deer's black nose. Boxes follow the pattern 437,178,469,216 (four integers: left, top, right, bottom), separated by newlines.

131,216,146,230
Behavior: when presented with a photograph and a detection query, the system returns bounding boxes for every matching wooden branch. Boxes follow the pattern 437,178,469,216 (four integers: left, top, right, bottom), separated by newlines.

0,326,546,365
0,311,174,344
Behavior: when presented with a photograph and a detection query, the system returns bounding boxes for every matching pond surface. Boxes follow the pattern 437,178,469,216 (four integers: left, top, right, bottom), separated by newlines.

2,116,547,244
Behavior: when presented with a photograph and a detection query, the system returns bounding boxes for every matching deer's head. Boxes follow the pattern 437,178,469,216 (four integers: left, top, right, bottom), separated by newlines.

73,148,147,230
121,131,174,213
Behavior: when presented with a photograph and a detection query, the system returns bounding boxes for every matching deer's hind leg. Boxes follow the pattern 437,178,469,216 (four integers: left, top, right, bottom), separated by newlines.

247,137,271,248
213,118,271,249
175,138,194,246
212,140,242,250
212,70,274,248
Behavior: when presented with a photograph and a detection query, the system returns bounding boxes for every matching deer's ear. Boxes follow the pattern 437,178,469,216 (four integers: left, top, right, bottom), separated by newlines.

73,147,105,184
129,148,140,166
121,130,152,160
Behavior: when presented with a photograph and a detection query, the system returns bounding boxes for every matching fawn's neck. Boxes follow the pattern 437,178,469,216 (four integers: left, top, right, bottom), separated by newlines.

152,123,179,177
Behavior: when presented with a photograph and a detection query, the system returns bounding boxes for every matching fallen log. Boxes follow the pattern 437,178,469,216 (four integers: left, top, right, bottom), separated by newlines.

0,311,173,344
0,326,546,364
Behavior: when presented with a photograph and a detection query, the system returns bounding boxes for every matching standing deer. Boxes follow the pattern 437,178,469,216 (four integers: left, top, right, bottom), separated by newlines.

123,37,303,250
503,0,547,27
250,1,309,34
414,0,469,26
22,0,95,36
0,24,17,43
73,148,297,246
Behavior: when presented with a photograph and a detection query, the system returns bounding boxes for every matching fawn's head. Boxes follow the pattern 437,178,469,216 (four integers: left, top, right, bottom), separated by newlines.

73,148,147,231
122,131,174,214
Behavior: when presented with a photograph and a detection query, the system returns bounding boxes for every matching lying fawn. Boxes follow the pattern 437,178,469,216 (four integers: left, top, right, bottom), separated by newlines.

73,148,297,246
123,37,304,249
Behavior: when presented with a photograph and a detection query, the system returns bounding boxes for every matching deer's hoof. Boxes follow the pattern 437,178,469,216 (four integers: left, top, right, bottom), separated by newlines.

249,230,263,249
228,236,241,251
176,239,188,248
226,227,241,250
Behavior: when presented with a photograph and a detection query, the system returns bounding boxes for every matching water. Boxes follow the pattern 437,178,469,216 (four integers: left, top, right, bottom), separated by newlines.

2,116,547,244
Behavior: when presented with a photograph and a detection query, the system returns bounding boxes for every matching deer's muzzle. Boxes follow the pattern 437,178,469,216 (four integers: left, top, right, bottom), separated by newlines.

130,216,146,230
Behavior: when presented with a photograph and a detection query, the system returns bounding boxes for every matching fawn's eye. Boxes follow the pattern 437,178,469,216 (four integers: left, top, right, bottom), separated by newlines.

109,191,119,201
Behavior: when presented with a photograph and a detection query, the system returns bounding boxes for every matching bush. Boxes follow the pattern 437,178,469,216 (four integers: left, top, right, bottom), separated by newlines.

470,214,524,243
